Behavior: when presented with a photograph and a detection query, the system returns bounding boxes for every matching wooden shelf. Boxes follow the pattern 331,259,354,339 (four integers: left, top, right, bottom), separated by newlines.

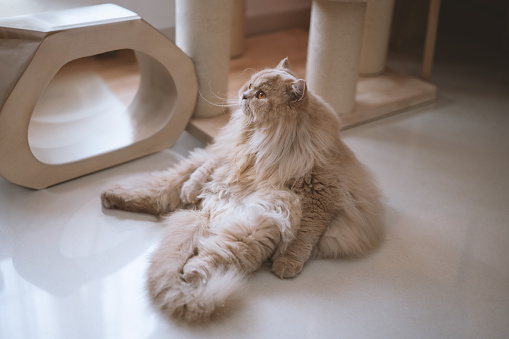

187,29,437,143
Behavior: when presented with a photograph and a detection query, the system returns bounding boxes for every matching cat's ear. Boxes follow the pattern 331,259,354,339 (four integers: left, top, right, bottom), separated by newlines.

290,79,307,102
277,57,292,72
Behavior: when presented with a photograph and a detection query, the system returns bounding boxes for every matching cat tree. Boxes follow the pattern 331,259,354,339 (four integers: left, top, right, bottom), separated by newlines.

187,0,437,142
0,4,198,189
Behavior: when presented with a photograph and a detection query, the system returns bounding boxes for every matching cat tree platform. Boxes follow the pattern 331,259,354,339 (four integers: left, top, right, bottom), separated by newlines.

187,29,437,143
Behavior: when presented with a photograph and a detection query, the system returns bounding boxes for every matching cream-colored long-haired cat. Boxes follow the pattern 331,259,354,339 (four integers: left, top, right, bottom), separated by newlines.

101,58,384,322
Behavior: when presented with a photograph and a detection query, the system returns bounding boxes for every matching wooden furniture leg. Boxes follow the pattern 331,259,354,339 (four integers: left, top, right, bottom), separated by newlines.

421,0,442,81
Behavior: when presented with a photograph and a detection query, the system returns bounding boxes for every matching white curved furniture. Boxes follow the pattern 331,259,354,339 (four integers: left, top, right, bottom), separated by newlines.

0,4,198,189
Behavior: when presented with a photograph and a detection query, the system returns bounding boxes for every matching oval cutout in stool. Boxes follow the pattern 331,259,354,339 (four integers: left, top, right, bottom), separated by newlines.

27,49,178,166
28,49,144,165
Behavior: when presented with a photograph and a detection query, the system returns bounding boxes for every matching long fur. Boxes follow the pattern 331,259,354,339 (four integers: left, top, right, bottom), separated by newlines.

101,58,385,322
146,210,246,322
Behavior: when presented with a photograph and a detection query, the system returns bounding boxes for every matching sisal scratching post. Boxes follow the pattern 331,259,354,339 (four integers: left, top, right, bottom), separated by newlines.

359,0,395,76
230,0,246,58
176,0,232,118
306,0,367,115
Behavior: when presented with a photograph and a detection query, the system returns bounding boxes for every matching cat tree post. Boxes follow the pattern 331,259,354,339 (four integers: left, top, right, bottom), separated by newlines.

176,0,232,118
306,0,368,115
359,0,395,75
230,0,246,58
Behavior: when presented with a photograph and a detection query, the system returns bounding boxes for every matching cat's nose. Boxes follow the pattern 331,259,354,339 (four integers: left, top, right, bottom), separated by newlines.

242,93,248,100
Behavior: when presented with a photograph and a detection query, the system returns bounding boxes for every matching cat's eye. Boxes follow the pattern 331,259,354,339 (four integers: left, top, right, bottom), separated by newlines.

256,90,266,99
249,83,252,89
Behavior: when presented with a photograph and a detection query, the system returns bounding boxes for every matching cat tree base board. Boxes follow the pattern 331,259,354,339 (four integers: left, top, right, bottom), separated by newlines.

187,29,436,143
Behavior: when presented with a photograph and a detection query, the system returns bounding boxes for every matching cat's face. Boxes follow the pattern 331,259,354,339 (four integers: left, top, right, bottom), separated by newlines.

239,58,306,125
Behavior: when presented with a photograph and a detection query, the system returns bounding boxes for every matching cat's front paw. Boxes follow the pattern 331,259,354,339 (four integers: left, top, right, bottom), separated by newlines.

272,256,304,279
180,179,201,205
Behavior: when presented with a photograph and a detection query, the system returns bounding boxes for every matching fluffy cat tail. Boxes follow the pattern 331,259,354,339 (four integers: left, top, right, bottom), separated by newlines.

146,210,245,322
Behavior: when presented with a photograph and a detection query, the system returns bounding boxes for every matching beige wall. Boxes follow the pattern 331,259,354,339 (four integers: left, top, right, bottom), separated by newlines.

1,0,312,33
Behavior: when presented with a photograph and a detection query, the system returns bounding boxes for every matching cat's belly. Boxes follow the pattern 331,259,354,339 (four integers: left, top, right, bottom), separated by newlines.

199,186,301,242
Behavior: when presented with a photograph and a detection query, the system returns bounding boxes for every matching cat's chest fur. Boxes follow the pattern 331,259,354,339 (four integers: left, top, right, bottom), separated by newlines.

201,159,284,202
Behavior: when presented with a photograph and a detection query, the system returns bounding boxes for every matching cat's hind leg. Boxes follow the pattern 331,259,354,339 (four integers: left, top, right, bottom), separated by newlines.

101,148,211,216
182,212,285,282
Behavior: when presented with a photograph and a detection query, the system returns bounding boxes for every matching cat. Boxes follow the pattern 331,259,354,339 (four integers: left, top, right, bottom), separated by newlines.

101,58,384,322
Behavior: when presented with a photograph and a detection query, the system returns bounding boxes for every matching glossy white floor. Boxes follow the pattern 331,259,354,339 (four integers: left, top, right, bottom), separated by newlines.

1,37,508,338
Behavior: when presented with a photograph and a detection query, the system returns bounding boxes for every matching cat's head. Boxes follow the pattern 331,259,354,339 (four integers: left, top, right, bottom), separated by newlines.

239,58,307,125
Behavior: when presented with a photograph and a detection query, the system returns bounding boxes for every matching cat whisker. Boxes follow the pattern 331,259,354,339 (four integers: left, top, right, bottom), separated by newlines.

209,91,238,107
201,84,238,105
198,91,238,109
241,68,258,76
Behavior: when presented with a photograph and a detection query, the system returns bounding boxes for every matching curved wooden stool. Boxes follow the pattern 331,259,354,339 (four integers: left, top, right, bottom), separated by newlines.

0,4,198,189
